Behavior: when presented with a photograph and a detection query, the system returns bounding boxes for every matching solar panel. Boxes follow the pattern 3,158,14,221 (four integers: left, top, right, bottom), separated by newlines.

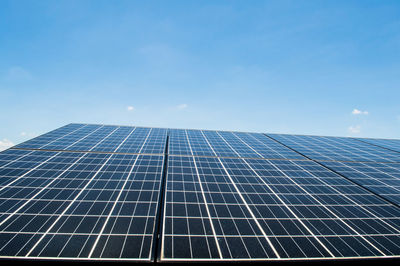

16,125,167,155
268,134,400,163
1,125,166,261
14,124,100,150
162,129,400,260
168,129,303,160
1,123,400,262
321,161,400,206
357,138,400,154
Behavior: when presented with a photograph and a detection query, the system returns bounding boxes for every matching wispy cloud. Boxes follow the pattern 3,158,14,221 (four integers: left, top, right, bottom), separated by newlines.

20,132,36,138
348,125,361,134
0,139,14,151
352,109,368,115
126,106,135,111
176,103,188,110
6,66,32,81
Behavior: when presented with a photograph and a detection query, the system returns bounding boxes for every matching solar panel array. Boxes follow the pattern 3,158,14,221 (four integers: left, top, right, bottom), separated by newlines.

1,123,400,262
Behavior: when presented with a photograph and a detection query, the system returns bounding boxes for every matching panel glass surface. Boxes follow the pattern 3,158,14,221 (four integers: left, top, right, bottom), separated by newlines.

162,156,400,260
322,161,400,206
224,132,305,160
14,123,90,150
0,123,166,261
3,123,400,262
268,134,400,163
14,124,167,155
0,150,164,260
169,129,305,160
358,138,400,154
162,129,400,261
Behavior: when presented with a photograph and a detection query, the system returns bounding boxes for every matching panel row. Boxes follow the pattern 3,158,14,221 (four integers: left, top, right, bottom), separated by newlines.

15,124,306,160
15,124,167,155
268,134,400,163
168,129,304,160
14,124,400,163
358,138,400,154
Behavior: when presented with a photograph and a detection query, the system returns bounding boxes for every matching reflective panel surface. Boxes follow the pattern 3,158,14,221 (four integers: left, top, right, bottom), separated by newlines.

1,124,400,262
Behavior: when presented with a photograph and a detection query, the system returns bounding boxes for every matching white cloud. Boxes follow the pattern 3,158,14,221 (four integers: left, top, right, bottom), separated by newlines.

177,103,188,110
0,139,14,151
6,66,32,80
352,109,368,115
348,125,361,134
126,106,135,111
19,132,37,139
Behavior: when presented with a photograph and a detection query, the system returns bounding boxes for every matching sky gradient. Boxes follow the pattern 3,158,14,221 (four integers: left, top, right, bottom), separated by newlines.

1,0,400,150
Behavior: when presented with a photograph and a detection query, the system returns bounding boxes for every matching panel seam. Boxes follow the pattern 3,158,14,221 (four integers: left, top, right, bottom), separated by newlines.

263,134,400,210
354,137,400,155
153,133,169,263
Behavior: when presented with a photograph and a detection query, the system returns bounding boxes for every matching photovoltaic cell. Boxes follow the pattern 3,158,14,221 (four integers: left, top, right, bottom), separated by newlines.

1,123,400,262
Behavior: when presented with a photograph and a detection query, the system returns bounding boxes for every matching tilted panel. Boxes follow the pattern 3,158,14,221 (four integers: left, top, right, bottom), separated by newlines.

322,161,400,206
161,156,400,260
0,150,164,261
14,124,92,150
231,132,305,160
268,134,400,163
358,138,400,154
168,129,191,156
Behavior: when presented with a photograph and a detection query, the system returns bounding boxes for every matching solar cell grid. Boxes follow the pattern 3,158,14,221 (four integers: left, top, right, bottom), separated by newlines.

168,129,304,160
268,134,400,163
16,124,103,151
161,128,400,261
16,125,168,156
0,124,166,261
186,130,216,157
216,131,261,158
14,124,89,150
1,123,400,262
358,138,400,154
89,126,134,153
321,161,400,206
139,128,168,154
63,125,119,152
201,131,239,158
232,132,305,160
168,129,191,156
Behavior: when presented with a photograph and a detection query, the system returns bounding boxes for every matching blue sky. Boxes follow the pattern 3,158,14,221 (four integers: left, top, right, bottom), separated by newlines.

1,0,400,149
